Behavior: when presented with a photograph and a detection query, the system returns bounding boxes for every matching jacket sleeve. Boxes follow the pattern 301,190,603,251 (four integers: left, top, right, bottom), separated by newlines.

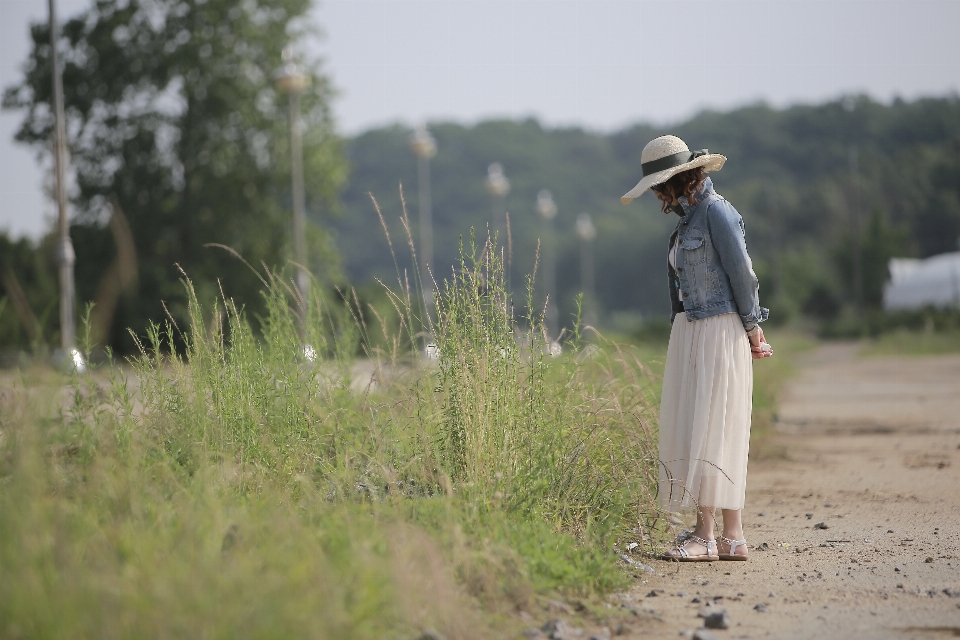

706,199,769,331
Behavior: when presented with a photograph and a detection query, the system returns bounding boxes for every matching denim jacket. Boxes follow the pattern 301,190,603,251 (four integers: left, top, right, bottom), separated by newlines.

667,178,769,331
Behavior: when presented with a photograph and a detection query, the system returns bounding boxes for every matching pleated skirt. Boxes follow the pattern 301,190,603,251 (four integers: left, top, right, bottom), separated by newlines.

658,312,753,511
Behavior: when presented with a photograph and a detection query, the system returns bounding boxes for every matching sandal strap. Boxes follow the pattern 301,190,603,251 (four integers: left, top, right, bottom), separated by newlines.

719,535,748,554
671,535,717,558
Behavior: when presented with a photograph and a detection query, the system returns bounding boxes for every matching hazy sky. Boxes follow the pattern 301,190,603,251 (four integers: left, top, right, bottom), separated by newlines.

2,0,959,238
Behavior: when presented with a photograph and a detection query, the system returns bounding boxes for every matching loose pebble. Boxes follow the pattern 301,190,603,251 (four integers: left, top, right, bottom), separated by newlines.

814,522,829,530
693,631,718,640
754,603,768,613
702,610,730,630
541,619,582,640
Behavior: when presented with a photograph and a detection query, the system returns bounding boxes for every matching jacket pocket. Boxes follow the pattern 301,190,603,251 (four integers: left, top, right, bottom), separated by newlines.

679,235,706,266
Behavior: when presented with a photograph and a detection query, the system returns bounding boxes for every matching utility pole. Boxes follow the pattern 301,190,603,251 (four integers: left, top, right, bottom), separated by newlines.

49,0,76,354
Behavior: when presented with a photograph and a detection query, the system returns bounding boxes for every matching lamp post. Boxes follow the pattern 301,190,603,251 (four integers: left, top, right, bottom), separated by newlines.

48,0,77,362
274,46,311,333
409,124,437,307
485,162,511,288
576,212,597,330
535,190,558,337
849,145,863,317
485,162,510,237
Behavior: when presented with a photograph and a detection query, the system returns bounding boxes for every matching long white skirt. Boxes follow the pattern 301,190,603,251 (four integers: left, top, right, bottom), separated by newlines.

658,312,753,511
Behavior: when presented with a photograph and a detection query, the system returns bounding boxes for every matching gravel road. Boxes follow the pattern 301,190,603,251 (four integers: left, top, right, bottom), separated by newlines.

618,344,960,640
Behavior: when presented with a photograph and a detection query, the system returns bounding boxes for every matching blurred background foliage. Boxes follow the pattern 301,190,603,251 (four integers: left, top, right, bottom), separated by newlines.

2,0,345,354
2,0,960,354
335,97,960,339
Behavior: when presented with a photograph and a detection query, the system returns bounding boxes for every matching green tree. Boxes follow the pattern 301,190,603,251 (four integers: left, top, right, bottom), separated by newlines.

3,0,345,351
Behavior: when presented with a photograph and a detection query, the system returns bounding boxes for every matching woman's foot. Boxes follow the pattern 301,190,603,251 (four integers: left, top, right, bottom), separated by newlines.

662,532,718,562
717,534,749,561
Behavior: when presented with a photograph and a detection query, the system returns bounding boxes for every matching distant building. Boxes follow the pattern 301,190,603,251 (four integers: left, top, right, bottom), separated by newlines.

884,252,960,310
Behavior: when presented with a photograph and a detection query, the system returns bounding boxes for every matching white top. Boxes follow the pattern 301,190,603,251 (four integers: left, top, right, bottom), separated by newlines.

669,234,683,300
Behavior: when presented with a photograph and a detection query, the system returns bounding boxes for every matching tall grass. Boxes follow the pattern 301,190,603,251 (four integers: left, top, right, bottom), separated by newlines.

0,231,660,638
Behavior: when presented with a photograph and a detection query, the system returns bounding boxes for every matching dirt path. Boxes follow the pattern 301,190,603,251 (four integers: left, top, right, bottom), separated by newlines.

620,344,960,640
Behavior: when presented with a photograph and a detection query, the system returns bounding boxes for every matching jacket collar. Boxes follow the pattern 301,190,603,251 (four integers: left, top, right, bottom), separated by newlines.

678,177,715,218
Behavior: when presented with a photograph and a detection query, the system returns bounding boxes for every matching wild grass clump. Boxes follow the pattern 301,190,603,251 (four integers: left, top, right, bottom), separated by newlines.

0,233,660,638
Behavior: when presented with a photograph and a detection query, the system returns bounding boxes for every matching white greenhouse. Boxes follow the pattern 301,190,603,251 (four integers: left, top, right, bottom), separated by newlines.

883,251,960,311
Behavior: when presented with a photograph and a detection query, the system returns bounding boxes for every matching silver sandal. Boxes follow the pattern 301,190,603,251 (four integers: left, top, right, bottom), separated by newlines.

662,534,719,562
718,535,749,561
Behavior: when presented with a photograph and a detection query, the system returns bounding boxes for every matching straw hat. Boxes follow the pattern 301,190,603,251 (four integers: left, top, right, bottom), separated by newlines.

620,135,726,204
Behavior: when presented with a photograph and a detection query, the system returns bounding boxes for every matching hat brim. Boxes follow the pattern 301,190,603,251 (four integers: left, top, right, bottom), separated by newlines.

620,154,726,204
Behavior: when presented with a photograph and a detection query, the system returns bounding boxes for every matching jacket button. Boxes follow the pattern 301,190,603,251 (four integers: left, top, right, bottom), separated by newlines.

677,267,683,272
683,292,689,299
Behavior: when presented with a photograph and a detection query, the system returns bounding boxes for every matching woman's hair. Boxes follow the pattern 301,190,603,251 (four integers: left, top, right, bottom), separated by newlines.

657,166,706,213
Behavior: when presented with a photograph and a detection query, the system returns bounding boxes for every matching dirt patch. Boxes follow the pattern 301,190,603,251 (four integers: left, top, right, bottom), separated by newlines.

616,344,960,639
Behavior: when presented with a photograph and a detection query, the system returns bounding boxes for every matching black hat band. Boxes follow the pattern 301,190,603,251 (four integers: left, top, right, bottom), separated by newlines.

641,149,709,177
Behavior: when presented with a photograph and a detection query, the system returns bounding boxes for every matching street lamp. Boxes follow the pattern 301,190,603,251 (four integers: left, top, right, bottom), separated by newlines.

576,212,597,330
274,46,311,333
485,162,511,288
409,124,437,307
535,189,558,337
48,0,79,368
485,162,511,235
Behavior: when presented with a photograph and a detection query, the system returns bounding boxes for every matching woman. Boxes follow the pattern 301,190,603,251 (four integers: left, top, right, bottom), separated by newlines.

621,135,772,562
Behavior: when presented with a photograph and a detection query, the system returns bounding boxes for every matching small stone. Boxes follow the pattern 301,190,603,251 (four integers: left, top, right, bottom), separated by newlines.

896,583,904,589
679,631,694,638
757,542,770,551
646,590,659,597
588,636,610,640
418,629,446,640
851,558,858,563
693,631,718,640
887,529,894,533
541,619,581,640
824,503,832,507
768,591,777,597
758,512,766,516
626,541,639,551
806,513,814,519
943,588,959,598
670,515,685,525
814,522,829,530
925,557,934,563
522,629,543,639
677,591,688,597
754,603,768,613
614,623,630,636
702,609,730,630
691,597,702,603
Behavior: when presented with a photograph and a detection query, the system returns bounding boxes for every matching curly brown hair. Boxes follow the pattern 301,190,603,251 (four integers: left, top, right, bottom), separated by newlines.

655,166,706,213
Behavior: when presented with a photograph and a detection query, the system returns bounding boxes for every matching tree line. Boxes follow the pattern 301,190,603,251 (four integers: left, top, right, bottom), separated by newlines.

334,96,960,335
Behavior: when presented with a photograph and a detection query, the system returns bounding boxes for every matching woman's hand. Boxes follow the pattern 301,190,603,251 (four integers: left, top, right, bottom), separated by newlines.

749,327,773,359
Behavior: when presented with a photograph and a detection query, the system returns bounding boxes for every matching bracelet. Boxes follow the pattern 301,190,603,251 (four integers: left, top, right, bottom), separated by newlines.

745,325,760,337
